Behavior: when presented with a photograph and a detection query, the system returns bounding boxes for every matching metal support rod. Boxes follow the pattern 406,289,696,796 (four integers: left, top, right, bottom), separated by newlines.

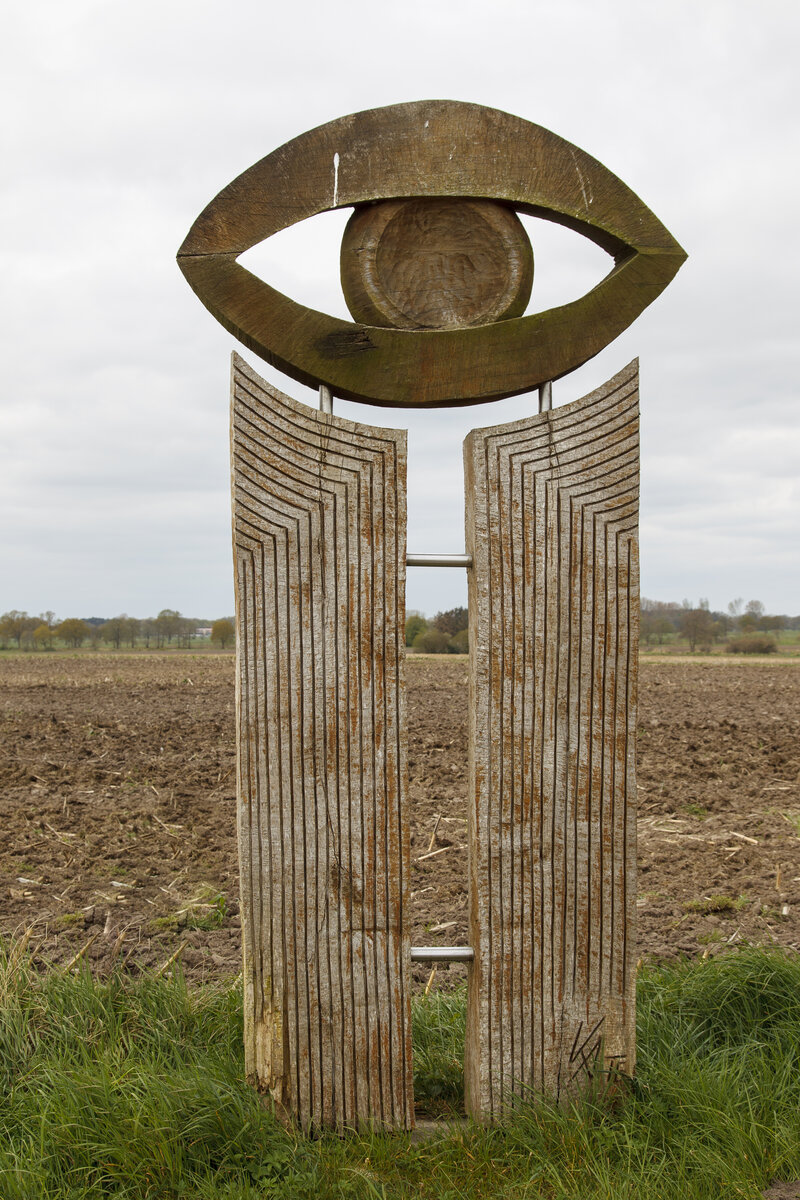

406,553,472,568
410,946,474,962
319,384,333,414
538,380,552,413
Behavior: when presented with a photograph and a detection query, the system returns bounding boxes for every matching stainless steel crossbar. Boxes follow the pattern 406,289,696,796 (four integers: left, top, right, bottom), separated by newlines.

410,946,474,963
406,554,472,568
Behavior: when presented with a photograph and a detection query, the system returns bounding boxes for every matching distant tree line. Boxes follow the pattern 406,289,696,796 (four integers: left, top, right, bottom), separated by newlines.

405,607,469,654
0,610,236,651
641,598,799,654
3,599,796,657
406,598,799,656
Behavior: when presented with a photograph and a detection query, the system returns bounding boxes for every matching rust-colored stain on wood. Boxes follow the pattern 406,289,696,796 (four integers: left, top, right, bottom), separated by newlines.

231,354,412,1130
463,361,640,1117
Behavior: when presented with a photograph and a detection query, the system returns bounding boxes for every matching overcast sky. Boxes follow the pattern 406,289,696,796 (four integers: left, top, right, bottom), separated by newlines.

2,0,798,621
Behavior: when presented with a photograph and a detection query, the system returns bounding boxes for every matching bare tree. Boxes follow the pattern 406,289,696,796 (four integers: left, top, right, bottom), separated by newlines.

56,618,90,649
33,624,54,650
0,611,39,648
680,606,715,652
155,609,182,645
740,600,766,633
432,607,468,636
102,615,127,650
211,618,235,649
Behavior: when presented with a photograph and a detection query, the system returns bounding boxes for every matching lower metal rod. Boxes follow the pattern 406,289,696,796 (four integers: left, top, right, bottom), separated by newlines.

319,384,333,414
406,554,472,568
538,380,552,413
410,946,474,963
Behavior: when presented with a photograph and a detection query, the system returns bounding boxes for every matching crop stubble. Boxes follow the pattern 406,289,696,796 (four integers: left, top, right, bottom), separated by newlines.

0,653,798,985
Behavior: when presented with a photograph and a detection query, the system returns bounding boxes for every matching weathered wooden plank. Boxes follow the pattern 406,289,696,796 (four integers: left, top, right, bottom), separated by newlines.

464,361,640,1117
232,353,412,1130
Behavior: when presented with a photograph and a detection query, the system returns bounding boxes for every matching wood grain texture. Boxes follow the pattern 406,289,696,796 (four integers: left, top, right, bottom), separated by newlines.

340,198,533,330
178,101,686,407
231,353,412,1130
463,361,640,1118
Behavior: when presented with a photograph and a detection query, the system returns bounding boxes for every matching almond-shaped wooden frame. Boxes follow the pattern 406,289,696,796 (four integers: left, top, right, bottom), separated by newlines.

177,100,686,408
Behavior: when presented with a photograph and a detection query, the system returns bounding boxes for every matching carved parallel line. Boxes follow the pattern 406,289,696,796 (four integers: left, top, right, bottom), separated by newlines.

235,368,401,459
239,512,326,1122
465,361,640,1117
232,354,410,1130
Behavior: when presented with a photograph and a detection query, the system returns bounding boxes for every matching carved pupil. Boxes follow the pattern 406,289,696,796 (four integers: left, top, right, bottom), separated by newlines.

377,200,510,328
341,197,533,331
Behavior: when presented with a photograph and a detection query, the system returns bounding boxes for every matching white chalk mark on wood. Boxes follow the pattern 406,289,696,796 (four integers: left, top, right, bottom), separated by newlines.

570,147,593,209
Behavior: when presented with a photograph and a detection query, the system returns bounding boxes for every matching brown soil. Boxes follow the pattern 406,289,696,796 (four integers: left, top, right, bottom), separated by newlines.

1,653,798,986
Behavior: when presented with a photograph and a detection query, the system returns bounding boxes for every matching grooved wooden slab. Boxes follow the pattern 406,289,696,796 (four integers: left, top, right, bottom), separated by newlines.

231,354,412,1130
463,361,640,1117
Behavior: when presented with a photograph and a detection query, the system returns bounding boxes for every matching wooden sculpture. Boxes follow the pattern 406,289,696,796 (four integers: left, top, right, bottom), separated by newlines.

178,100,685,1128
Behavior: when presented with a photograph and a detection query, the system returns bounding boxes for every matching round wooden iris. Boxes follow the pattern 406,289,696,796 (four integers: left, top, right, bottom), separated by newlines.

340,198,533,330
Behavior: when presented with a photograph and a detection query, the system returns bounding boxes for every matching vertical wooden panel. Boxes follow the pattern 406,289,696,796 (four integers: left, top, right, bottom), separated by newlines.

464,361,639,1118
231,353,412,1130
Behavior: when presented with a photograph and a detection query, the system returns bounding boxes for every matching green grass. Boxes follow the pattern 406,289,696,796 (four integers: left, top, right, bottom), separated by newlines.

2,945,800,1197
410,986,465,1117
148,886,228,934
780,811,800,838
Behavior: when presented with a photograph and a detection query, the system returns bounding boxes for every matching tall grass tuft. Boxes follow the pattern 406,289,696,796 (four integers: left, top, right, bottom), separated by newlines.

411,985,466,1114
0,944,318,1198
2,942,800,1197
499,949,800,1198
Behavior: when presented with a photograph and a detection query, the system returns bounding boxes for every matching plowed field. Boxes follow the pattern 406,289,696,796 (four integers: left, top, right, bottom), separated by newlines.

1,653,798,986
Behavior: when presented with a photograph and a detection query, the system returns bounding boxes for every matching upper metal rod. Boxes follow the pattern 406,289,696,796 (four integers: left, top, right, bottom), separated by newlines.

319,384,333,414
410,946,474,962
538,380,552,413
406,554,472,568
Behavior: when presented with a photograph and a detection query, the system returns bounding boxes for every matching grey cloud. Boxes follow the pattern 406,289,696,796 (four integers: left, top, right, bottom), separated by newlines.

1,0,798,620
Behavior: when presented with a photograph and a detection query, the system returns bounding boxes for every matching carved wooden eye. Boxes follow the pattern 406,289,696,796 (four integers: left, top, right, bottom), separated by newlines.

177,101,686,408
